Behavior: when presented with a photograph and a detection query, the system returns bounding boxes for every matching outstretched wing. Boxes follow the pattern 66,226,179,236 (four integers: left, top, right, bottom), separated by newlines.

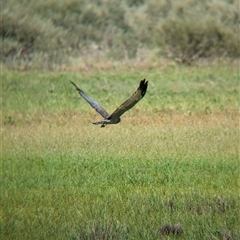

70,81,110,119
109,79,148,119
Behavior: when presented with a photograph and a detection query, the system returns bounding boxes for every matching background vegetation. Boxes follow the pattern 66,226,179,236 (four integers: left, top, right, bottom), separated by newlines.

2,65,240,239
1,0,239,69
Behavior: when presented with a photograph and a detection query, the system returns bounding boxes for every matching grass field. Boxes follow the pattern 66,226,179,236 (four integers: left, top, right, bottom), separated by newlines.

2,63,240,239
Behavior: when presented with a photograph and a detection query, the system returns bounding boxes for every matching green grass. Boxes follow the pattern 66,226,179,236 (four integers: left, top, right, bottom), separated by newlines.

2,64,239,113
2,64,240,239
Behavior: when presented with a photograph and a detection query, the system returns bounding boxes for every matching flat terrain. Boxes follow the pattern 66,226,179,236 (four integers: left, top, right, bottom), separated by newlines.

2,64,239,239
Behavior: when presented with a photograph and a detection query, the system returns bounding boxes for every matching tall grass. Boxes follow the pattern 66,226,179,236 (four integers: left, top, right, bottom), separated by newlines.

2,65,239,239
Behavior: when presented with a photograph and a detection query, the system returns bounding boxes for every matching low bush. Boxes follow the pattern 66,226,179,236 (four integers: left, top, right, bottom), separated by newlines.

159,0,239,64
1,0,239,69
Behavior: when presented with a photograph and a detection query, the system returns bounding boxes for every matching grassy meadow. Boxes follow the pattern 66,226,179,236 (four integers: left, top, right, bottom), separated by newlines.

2,63,240,239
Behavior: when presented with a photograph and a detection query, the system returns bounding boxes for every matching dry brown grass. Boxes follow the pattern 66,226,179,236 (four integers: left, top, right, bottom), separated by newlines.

4,109,238,128
3,110,239,160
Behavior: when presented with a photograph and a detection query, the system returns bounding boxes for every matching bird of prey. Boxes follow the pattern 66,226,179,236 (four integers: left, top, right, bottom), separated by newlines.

70,79,148,127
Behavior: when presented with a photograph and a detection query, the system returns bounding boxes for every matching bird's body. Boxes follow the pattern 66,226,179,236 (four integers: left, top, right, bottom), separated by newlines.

70,79,148,127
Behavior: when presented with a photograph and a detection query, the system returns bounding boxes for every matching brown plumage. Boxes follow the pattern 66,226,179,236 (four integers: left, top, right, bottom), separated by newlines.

70,79,148,127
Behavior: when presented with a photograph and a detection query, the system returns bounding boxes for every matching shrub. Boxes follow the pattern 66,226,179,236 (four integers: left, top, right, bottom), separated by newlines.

1,0,239,69
159,0,240,63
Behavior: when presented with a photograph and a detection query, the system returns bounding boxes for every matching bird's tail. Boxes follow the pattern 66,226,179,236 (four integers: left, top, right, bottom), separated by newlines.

92,120,110,127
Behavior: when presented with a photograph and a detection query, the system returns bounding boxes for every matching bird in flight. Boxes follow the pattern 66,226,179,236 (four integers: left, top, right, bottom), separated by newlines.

70,79,148,127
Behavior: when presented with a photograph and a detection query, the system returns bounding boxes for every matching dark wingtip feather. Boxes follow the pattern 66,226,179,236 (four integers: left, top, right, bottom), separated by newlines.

70,80,84,93
70,80,79,90
139,79,148,97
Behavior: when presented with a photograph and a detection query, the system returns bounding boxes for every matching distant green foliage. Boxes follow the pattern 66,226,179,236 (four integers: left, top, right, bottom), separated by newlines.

1,0,239,68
